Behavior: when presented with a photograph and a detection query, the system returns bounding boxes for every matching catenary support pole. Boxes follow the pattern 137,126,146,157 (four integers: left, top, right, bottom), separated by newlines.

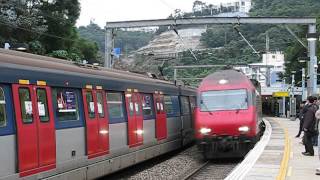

302,68,306,101
308,24,317,95
104,28,114,68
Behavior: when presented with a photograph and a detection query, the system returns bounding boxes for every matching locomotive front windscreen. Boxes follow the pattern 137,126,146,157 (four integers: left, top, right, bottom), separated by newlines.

200,89,248,111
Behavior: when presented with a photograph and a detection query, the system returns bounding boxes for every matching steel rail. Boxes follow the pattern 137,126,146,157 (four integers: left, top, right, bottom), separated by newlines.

181,161,210,180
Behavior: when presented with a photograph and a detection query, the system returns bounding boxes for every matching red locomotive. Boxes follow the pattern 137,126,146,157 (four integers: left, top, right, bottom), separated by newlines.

194,70,263,159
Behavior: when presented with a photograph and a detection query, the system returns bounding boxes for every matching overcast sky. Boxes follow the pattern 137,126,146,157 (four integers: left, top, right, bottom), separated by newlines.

77,0,235,27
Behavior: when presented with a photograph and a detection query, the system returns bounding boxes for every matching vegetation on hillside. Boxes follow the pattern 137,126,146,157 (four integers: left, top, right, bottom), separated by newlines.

0,0,99,63
171,0,320,85
78,23,154,57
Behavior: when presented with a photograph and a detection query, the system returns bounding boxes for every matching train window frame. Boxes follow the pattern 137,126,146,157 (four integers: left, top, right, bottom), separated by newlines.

106,91,127,124
165,96,180,117
142,93,155,120
0,87,7,127
0,85,15,136
52,88,84,129
36,88,50,122
96,92,105,118
200,89,249,112
85,91,95,119
189,96,196,110
164,95,174,115
180,96,191,115
18,87,33,124
52,88,80,122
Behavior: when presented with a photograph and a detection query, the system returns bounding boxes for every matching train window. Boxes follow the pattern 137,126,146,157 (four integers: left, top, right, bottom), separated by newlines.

190,96,196,110
0,87,6,127
85,91,95,119
200,89,248,111
164,96,174,114
53,88,79,122
36,89,49,122
127,95,134,116
181,96,190,115
107,92,125,119
96,92,105,118
133,94,141,116
142,94,154,118
135,102,140,115
19,88,33,123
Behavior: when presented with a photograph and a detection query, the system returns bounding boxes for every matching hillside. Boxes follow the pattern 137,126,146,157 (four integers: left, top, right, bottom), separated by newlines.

130,0,320,86
77,0,320,87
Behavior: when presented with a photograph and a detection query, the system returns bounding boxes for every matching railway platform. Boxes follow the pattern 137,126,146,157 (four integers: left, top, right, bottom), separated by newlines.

226,117,319,180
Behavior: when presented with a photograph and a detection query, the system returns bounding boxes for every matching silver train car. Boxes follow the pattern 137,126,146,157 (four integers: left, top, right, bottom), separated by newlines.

0,49,196,180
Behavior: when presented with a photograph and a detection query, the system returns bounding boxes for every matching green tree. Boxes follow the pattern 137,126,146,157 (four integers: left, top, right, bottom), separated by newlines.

0,0,47,48
40,0,80,52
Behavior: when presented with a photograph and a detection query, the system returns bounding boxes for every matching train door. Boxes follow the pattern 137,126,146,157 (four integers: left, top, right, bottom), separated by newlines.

125,90,143,147
82,87,109,159
96,90,109,154
154,93,167,140
12,83,56,177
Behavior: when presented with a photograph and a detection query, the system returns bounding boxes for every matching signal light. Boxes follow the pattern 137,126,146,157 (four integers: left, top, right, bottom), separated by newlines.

37,81,47,86
96,86,103,90
19,79,30,85
85,85,93,89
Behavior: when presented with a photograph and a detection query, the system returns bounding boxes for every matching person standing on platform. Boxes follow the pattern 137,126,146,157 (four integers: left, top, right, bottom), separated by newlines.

296,101,307,138
313,97,320,146
317,131,320,175
302,96,317,156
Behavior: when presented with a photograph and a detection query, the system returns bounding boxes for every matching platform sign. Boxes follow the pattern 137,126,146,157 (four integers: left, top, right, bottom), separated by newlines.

272,91,289,97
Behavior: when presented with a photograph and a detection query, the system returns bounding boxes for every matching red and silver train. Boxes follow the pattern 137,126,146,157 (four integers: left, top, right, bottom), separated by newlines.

194,70,263,159
0,49,196,179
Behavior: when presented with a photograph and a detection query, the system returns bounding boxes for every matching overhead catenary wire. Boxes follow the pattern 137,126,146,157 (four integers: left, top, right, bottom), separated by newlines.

156,0,202,61
0,19,79,42
171,25,199,61
233,25,261,57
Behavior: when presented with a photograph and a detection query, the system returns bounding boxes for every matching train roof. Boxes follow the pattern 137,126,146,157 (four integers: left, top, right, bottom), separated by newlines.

198,70,255,92
0,49,196,95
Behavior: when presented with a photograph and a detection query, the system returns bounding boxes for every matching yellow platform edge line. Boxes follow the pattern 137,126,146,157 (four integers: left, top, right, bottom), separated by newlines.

276,121,291,180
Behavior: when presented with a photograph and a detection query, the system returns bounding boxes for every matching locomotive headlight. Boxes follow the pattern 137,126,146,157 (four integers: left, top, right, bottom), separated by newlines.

200,128,212,134
238,126,250,132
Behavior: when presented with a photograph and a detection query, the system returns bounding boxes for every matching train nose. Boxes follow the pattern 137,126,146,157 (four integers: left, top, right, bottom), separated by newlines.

217,138,234,152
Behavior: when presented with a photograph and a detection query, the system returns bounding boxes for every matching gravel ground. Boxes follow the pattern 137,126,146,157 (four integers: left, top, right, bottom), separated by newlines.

103,145,206,180
103,145,240,180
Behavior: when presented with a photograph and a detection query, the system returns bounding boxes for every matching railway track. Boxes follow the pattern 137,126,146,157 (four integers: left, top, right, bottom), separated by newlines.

104,145,239,180
181,161,210,180
182,160,239,180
